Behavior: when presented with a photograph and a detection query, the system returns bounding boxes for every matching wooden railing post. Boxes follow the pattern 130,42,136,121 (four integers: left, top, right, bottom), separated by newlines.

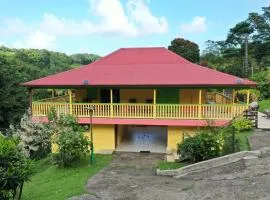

153,89,156,118
198,89,202,119
110,89,113,118
68,89,72,115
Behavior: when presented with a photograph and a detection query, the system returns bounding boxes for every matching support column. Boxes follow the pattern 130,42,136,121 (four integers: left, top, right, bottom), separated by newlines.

28,88,33,115
110,89,113,118
153,89,157,118
68,89,72,115
232,89,235,118
51,89,54,98
198,89,202,119
246,89,250,105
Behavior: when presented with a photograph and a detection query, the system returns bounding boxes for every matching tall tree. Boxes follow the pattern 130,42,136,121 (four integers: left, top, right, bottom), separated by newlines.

168,38,200,63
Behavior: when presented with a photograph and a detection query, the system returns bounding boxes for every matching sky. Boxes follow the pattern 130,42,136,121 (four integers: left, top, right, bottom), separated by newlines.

0,0,269,56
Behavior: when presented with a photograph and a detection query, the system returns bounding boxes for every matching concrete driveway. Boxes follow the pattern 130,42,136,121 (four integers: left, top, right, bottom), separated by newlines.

71,152,270,200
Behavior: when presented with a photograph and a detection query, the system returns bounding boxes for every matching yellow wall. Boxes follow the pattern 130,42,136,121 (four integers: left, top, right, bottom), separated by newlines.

179,89,206,104
84,124,115,153
167,126,197,152
120,89,154,103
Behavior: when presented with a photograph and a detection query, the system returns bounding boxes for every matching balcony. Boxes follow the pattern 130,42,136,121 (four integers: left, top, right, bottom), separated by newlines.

32,102,247,120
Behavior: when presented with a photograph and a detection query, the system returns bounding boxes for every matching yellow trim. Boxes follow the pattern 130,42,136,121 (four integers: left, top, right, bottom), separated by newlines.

32,102,248,120
153,89,156,118
198,89,202,119
246,90,250,105
110,89,113,118
68,89,72,115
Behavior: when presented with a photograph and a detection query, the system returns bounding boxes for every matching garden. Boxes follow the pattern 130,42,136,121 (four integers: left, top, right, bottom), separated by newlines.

158,117,254,170
0,110,111,200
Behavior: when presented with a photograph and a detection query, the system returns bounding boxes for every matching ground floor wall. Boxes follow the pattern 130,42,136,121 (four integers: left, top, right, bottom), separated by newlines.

51,124,200,154
167,126,197,152
84,124,115,153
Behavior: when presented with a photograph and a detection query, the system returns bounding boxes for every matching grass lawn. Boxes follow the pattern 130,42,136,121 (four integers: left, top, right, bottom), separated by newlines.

259,99,270,112
236,130,254,151
22,154,112,200
157,161,190,170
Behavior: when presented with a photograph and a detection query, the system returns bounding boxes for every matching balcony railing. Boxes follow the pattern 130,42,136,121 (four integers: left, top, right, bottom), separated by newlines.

32,102,248,120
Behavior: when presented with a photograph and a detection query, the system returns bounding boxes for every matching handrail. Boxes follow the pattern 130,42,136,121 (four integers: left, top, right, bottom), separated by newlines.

32,102,248,120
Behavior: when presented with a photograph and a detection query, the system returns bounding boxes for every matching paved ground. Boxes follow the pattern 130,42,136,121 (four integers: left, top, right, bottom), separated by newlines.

249,129,270,150
257,112,270,129
71,151,270,200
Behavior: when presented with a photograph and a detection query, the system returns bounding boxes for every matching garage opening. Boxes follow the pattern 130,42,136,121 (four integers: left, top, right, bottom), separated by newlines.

115,125,167,153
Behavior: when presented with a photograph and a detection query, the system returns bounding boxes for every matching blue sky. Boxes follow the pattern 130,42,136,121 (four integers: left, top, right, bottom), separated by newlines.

0,0,269,56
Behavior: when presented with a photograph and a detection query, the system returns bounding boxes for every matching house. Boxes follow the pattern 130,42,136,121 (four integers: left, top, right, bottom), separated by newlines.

23,47,256,155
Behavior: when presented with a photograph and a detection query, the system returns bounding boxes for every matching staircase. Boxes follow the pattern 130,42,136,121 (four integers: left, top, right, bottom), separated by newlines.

243,109,258,128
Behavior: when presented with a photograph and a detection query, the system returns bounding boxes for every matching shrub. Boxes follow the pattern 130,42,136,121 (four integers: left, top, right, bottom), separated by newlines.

177,131,221,162
52,114,90,167
220,126,240,155
9,111,51,159
232,117,253,132
0,134,32,200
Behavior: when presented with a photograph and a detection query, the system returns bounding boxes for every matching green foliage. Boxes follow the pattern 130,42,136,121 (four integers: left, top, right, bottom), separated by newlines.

51,114,90,167
259,99,270,112
232,117,253,132
168,38,200,63
177,131,221,162
219,126,240,155
251,71,270,99
9,111,51,159
158,161,189,170
22,155,112,200
201,6,270,81
0,46,100,129
0,134,32,200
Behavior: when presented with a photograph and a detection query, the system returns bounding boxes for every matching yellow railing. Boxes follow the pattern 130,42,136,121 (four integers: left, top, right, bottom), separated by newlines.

32,102,248,120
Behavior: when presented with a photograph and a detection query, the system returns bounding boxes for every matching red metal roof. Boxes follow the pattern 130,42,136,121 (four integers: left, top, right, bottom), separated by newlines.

23,47,256,87
32,116,230,127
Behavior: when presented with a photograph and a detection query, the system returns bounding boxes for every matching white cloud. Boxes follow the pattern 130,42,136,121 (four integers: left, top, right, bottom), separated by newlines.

0,42,6,47
39,0,167,37
12,31,56,50
0,18,30,36
127,0,168,35
3,0,168,50
180,16,207,34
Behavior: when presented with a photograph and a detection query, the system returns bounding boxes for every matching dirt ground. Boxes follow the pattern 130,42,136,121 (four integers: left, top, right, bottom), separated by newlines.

70,151,270,200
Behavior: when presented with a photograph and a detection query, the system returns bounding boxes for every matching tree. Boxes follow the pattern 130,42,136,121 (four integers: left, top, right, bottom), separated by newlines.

0,46,100,129
0,134,32,199
168,38,200,63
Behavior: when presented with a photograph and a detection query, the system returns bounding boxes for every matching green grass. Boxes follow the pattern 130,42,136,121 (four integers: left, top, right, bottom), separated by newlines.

158,161,190,170
236,130,254,151
22,154,112,200
259,99,270,112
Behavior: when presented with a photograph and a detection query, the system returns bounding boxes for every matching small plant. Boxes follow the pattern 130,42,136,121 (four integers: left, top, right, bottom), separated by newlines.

9,110,51,159
232,117,253,132
0,134,32,200
52,114,90,167
177,131,221,162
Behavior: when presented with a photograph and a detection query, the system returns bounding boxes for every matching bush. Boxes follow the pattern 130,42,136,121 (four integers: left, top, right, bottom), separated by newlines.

9,111,51,159
220,126,240,155
0,134,32,200
232,117,253,132
177,131,221,162
52,114,90,167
